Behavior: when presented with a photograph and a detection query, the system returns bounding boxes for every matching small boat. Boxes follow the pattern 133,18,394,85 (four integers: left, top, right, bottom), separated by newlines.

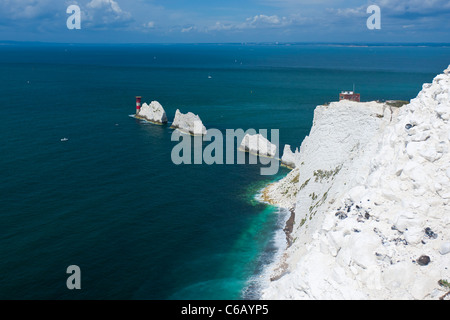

61,138,69,142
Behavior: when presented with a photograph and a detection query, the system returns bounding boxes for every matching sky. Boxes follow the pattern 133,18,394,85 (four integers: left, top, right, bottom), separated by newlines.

0,0,449,43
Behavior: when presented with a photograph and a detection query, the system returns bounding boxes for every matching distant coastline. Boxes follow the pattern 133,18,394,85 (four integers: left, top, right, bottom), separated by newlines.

2,40,450,47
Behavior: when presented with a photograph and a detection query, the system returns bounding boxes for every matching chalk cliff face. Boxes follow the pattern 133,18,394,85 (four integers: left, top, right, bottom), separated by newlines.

262,65,450,300
137,101,168,124
171,109,207,136
239,133,277,158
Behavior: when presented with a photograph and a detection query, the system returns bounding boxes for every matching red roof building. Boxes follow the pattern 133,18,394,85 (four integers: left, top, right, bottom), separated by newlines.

339,91,360,102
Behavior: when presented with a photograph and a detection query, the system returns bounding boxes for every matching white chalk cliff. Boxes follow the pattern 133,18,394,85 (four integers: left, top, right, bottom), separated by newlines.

261,65,450,300
239,133,277,158
136,101,168,124
171,109,207,136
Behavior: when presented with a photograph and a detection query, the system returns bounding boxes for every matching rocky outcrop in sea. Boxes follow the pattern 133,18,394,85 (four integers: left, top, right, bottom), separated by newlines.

136,100,168,124
281,145,298,169
171,109,207,136
239,133,277,158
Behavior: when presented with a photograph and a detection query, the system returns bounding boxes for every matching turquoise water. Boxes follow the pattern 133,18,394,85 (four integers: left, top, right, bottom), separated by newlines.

0,43,448,299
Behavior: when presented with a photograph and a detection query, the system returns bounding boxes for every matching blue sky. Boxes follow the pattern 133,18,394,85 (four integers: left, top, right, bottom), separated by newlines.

0,0,449,43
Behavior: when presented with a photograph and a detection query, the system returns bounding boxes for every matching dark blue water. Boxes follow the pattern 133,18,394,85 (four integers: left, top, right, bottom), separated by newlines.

0,43,448,299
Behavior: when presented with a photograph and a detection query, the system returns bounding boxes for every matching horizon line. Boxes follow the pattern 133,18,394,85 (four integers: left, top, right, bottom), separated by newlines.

1,40,450,47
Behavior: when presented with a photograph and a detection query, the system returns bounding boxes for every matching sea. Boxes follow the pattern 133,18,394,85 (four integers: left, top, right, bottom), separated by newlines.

0,42,449,299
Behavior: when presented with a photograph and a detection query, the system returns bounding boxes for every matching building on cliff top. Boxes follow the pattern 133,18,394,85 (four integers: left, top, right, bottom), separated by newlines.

339,90,360,102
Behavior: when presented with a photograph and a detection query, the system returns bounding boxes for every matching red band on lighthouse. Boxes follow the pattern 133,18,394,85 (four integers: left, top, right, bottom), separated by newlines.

136,96,142,114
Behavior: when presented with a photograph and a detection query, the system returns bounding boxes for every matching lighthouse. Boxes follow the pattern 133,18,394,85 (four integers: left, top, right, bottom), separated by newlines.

136,96,142,114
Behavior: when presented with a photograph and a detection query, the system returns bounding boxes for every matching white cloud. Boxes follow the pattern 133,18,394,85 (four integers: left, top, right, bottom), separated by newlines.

87,0,120,11
327,6,367,18
257,0,334,9
181,25,196,33
83,0,133,29
377,0,450,14
144,21,155,28
0,0,60,21
208,14,304,32
246,14,282,26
